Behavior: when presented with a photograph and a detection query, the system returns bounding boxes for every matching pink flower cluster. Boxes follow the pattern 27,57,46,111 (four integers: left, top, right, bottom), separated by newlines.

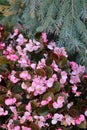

5,98,16,106
53,96,65,109
70,62,85,96
3,46,18,61
0,107,8,116
75,114,85,125
0,29,86,130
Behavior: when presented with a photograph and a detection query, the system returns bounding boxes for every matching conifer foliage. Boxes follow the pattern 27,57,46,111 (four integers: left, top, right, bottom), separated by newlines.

1,0,87,66
0,0,10,19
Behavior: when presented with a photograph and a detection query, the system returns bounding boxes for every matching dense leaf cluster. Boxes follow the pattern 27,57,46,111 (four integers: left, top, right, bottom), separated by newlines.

0,27,87,130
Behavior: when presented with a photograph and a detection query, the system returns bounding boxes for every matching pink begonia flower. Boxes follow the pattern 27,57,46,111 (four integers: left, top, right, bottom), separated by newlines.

84,110,87,116
47,41,56,50
0,75,2,82
8,71,20,84
42,32,48,43
46,74,57,88
70,75,80,84
10,28,19,39
70,61,85,75
46,78,54,88
16,102,22,107
41,97,52,106
83,74,87,78
22,126,31,130
6,46,15,54
72,65,85,75
24,39,41,52
10,106,18,120
7,54,18,61
20,71,31,80
71,85,77,93
51,60,60,72
60,71,67,84
46,113,52,119
0,107,8,116
30,63,36,70
75,114,85,125
16,45,24,56
7,90,12,97
51,113,64,125
20,112,33,124
5,98,16,106
21,82,28,90
54,47,67,57
67,102,73,109
0,124,7,129
61,92,69,97
75,91,81,97
53,96,65,109
27,76,47,96
16,34,27,45
37,58,46,69
34,115,47,128
14,28,19,35
70,61,77,68
7,119,14,130
26,103,32,113
18,55,31,67
0,42,5,50
64,115,75,126
33,39,41,45
14,126,20,130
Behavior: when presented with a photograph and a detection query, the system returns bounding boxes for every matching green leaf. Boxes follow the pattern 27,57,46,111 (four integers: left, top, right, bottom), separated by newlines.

12,84,22,93
13,120,20,125
53,81,61,93
7,82,13,89
64,85,71,93
0,94,6,104
78,120,86,129
31,100,39,109
42,92,54,100
44,66,53,78
17,104,25,113
0,56,12,65
37,105,49,116
29,123,40,130
46,58,52,66
58,56,67,68
36,69,46,77
48,52,58,63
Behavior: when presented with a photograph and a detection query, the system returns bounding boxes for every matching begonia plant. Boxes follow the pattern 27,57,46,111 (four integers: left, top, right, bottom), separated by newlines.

0,26,87,130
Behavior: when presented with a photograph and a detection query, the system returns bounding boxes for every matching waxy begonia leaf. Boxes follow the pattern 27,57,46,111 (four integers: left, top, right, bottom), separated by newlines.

48,52,58,63
0,94,6,104
37,105,50,116
31,100,39,109
13,120,20,125
12,84,22,93
36,69,46,77
58,56,67,68
53,81,61,93
78,120,86,129
46,58,52,66
29,123,40,130
42,92,54,100
0,56,12,65
44,66,53,78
